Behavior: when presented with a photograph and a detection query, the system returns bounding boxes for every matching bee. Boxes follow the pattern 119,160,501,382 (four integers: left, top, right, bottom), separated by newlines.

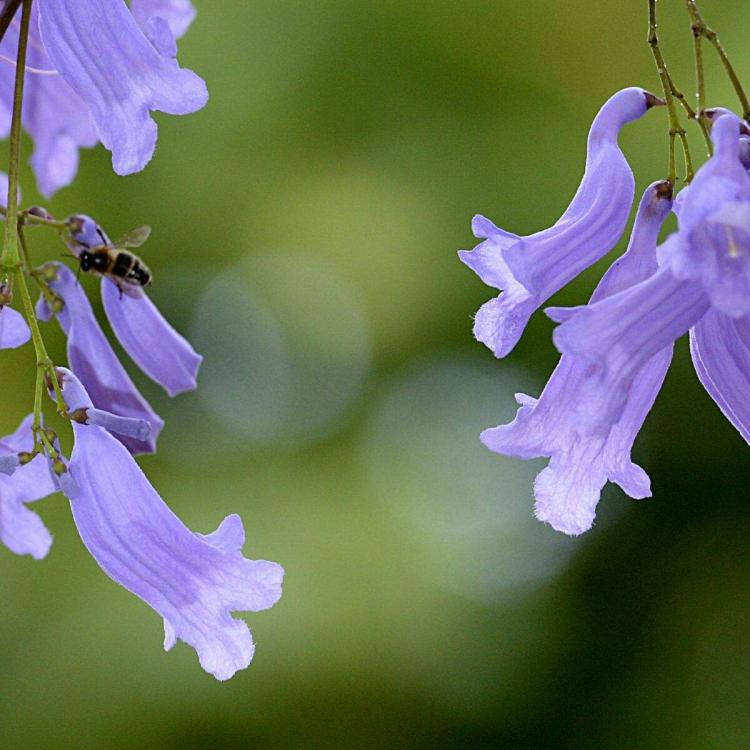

68,217,153,293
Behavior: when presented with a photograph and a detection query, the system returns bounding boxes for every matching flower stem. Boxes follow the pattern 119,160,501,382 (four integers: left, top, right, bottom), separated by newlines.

15,263,66,416
32,364,43,446
686,0,750,120
648,0,691,183
0,0,32,272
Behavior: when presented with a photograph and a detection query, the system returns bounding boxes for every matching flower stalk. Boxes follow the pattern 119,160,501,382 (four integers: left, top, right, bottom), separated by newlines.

648,0,693,183
686,0,750,120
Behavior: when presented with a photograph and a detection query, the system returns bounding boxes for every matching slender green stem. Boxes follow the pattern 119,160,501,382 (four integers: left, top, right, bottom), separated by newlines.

648,0,690,183
0,0,32,271
32,365,43,447
689,6,706,112
20,212,67,230
14,266,66,415
687,0,750,120
666,70,712,157
17,223,32,268
676,130,694,181
0,205,68,232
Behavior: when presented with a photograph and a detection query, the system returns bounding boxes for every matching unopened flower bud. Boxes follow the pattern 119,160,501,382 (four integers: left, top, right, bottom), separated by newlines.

26,205,53,221
67,407,89,425
40,263,60,282
17,451,36,466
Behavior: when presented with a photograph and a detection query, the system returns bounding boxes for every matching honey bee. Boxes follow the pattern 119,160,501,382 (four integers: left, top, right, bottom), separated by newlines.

68,218,153,292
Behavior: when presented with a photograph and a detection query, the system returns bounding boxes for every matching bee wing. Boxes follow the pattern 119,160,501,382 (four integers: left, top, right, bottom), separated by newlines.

114,225,152,248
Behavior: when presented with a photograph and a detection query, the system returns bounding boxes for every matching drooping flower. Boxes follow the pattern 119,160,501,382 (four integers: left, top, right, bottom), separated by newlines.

0,414,56,559
51,367,284,681
0,0,207,196
482,181,674,535
66,214,202,396
458,87,663,357
36,262,165,454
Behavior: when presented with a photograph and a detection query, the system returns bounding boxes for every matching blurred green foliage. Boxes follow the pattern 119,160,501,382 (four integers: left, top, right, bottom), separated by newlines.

2,1,750,748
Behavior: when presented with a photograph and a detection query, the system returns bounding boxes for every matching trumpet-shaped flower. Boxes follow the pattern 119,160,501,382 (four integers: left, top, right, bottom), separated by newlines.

53,368,283,681
36,262,164,454
459,87,662,357
67,214,202,396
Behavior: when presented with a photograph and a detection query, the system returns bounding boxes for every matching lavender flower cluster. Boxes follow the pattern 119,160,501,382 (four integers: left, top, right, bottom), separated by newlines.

0,0,283,681
461,89,750,536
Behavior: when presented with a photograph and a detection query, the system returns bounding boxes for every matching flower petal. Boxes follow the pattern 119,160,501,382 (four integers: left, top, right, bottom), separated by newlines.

101,277,202,396
460,88,658,357
0,306,30,349
39,0,208,175
39,263,163,454
690,309,750,444
0,415,57,559
55,368,284,681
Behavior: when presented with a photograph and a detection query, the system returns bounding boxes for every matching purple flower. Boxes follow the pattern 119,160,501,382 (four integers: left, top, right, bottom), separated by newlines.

0,0,206,196
482,182,674,535
53,367,284,681
0,414,56,559
68,214,202,396
459,88,663,357
36,262,164,454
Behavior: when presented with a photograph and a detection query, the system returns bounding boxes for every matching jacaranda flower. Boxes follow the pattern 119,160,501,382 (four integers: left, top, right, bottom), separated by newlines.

459,87,662,357
0,0,207,196
67,214,202,397
57,368,283,680
0,369,284,680
36,262,165,454
481,182,674,535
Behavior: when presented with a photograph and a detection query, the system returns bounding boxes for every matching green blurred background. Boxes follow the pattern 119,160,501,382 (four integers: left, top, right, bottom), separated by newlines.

2,1,750,747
